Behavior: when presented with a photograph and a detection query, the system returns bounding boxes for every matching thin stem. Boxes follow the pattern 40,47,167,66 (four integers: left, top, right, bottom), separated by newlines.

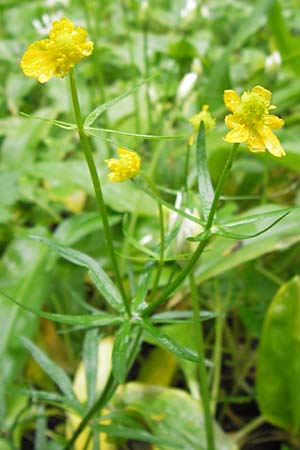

190,273,216,450
143,235,210,316
141,173,165,300
64,327,143,450
210,280,225,416
122,4,141,136
143,25,153,130
68,69,130,315
81,0,107,108
233,415,265,443
184,143,192,192
143,143,239,316
64,374,117,450
205,143,240,230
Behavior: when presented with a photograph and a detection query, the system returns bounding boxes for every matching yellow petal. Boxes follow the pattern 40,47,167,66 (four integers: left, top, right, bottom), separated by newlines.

20,41,56,83
252,86,272,105
224,90,241,113
224,125,249,143
20,17,93,83
246,128,265,153
263,114,284,130
258,125,286,157
105,148,141,182
225,114,241,129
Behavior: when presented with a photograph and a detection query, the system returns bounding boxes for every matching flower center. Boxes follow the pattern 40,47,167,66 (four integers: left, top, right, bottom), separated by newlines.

54,32,74,52
237,92,267,124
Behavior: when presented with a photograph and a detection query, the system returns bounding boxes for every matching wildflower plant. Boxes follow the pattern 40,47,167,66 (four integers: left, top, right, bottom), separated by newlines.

2,5,300,450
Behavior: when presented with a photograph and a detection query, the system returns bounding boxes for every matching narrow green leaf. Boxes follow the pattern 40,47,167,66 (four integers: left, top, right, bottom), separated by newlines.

196,122,214,221
21,387,84,414
32,237,124,312
257,276,300,434
21,337,79,406
84,77,149,127
112,321,133,384
131,262,155,312
219,206,299,228
151,310,216,323
216,212,290,240
34,406,47,450
87,126,184,140
141,320,203,363
93,423,183,448
20,112,77,130
83,329,99,407
0,290,123,327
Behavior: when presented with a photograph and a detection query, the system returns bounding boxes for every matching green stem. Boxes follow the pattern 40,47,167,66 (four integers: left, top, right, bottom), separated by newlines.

64,373,117,450
210,280,225,416
81,0,107,109
141,173,165,300
69,69,130,315
184,142,192,192
233,415,265,443
143,25,153,130
143,143,239,316
64,328,143,450
205,143,240,230
122,4,141,136
190,273,216,450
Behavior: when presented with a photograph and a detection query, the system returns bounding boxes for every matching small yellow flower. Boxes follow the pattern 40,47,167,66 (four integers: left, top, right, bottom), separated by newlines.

223,86,285,157
189,105,216,145
105,148,141,182
20,17,93,83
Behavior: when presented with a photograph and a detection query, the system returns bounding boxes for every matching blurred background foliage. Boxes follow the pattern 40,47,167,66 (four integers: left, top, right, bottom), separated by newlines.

1,0,300,449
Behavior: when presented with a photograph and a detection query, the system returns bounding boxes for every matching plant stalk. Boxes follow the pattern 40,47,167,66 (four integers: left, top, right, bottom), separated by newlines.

64,327,143,450
190,273,216,450
69,69,130,315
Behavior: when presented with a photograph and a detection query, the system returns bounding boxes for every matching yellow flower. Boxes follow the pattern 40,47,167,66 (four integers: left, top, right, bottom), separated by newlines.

20,17,93,83
223,86,285,157
189,105,216,145
105,148,141,182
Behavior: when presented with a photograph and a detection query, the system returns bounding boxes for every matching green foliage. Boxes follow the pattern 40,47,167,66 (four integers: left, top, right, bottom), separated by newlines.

1,0,300,448
257,276,300,435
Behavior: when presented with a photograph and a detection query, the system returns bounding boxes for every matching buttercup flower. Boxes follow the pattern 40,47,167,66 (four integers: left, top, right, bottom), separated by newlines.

105,148,141,182
189,105,216,145
223,86,285,157
20,17,93,83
